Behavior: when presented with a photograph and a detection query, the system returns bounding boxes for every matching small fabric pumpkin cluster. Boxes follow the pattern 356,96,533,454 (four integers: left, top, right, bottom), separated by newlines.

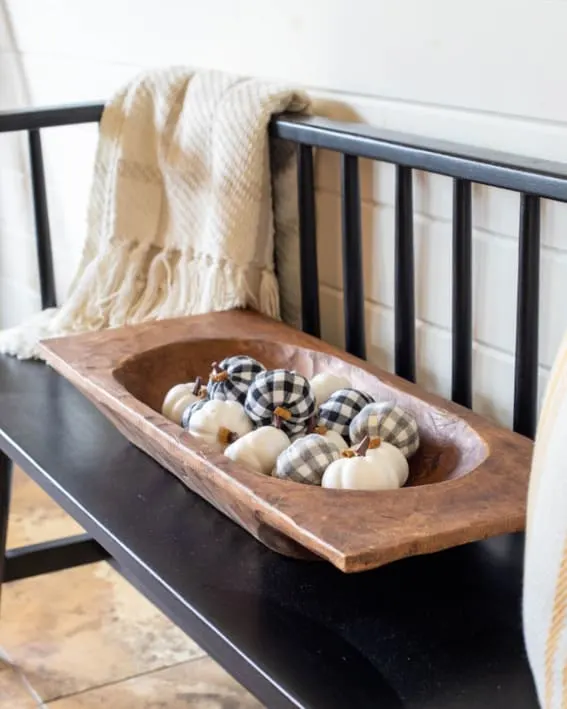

161,362,421,491
161,356,316,470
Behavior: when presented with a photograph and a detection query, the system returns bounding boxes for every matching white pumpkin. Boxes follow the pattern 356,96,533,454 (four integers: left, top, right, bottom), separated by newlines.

366,441,409,486
310,373,351,407
321,437,405,491
162,376,206,424
187,400,253,451
225,426,290,475
312,424,348,451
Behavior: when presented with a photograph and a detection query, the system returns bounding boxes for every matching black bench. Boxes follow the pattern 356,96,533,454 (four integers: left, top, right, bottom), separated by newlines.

1,102,554,708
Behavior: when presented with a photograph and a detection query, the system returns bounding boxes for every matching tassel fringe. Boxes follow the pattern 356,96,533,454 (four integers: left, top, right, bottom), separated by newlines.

0,242,279,360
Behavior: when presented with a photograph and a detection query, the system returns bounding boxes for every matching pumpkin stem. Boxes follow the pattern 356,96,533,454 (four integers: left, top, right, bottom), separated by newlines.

341,437,371,458
274,406,292,421
211,362,229,383
314,424,328,436
368,436,381,450
217,427,237,446
355,436,371,457
192,376,203,396
306,415,317,434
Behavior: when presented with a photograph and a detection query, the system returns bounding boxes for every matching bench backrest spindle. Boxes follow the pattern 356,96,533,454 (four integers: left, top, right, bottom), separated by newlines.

394,164,416,383
28,128,56,310
296,144,320,339
514,194,541,438
340,154,366,360
451,178,473,409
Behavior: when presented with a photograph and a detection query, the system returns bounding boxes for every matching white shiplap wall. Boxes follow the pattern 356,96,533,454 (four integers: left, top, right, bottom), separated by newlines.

1,0,567,428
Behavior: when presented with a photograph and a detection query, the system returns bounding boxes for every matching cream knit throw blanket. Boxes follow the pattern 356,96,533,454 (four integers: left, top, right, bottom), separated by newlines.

524,333,567,707
0,69,310,359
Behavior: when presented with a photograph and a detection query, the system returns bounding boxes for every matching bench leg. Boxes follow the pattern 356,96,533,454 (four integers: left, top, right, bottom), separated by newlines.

0,456,109,589
0,451,13,608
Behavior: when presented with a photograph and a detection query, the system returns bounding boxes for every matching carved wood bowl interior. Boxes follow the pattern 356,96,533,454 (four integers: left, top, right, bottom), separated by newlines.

40,310,533,572
116,338,484,488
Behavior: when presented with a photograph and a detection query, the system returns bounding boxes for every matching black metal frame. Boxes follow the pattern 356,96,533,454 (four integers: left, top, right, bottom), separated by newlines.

0,101,562,605
272,113,561,433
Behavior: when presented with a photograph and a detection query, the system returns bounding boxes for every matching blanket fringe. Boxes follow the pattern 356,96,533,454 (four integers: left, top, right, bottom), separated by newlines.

52,241,137,333
0,308,58,360
259,268,280,320
107,242,153,327
0,242,281,360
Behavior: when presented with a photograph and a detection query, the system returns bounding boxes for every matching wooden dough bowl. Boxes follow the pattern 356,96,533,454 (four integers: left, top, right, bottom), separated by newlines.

40,310,533,573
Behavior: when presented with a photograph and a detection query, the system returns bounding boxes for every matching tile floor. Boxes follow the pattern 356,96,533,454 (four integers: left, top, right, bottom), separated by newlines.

1,468,263,708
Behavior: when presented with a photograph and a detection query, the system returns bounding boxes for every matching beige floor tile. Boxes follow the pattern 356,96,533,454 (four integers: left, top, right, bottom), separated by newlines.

0,665,39,708
7,467,84,548
46,657,264,709
0,562,205,703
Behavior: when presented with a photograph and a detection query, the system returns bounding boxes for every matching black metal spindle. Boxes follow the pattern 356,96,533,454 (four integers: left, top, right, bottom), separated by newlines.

0,452,13,603
513,194,541,438
452,179,473,407
395,166,416,381
340,154,366,359
297,145,320,337
28,129,56,309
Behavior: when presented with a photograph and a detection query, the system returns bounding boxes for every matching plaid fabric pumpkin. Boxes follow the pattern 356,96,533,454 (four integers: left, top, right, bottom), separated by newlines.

244,369,316,436
274,434,342,485
181,398,208,429
207,356,265,404
349,402,420,458
317,388,375,439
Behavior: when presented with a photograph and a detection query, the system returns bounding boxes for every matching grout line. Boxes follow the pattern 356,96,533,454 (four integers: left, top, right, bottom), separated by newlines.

0,47,144,72
41,654,208,705
311,84,567,131
2,49,566,132
0,565,207,705
0,644,46,708
314,185,567,254
18,670,46,708
318,283,553,374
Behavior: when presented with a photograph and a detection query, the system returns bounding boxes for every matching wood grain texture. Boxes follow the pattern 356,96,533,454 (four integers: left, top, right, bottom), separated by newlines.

40,310,533,573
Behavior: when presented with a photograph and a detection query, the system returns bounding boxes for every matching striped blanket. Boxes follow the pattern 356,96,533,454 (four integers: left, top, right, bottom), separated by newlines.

524,333,567,707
